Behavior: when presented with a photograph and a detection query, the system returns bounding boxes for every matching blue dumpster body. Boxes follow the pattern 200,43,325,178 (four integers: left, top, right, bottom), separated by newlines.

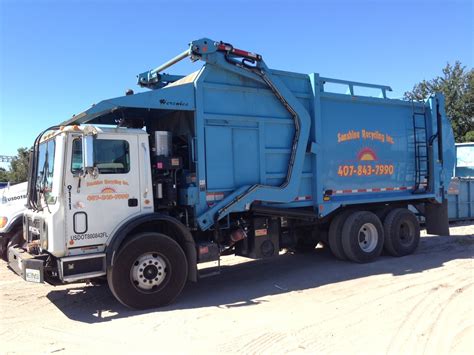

63,38,455,232
448,143,474,221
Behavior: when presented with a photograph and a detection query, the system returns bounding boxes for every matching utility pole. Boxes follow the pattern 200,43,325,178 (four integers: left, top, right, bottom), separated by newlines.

0,156,14,163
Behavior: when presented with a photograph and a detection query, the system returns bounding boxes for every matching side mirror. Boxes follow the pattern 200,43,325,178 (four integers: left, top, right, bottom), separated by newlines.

83,135,94,171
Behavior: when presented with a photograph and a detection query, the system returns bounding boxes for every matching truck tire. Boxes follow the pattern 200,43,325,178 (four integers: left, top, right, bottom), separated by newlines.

108,232,188,309
328,210,353,260
383,208,420,257
0,235,8,261
341,211,384,263
7,228,24,248
1,228,23,260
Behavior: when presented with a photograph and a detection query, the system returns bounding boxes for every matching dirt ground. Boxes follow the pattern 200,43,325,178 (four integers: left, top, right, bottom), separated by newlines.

1,222,473,354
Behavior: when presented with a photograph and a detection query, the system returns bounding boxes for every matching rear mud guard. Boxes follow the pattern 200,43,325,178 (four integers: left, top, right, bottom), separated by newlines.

425,199,450,236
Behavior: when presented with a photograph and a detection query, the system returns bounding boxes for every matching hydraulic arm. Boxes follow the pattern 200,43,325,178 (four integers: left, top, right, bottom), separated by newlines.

137,38,311,230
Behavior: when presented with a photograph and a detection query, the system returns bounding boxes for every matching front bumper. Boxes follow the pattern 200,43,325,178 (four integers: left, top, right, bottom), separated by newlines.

8,246,46,283
8,246,106,284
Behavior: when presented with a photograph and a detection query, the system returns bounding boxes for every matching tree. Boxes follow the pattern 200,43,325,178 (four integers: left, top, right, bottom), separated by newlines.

0,167,10,182
8,147,30,183
404,61,473,142
465,130,474,142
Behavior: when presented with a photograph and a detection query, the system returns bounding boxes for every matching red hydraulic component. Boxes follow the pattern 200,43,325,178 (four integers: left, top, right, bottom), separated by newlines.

217,43,262,61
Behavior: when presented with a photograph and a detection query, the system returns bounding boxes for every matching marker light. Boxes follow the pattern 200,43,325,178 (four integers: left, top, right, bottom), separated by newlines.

0,217,8,229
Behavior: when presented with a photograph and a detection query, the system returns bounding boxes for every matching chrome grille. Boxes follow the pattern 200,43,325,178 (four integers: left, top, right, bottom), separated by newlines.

27,217,41,242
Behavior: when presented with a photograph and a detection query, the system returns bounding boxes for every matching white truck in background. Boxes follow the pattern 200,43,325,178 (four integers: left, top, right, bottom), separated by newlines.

0,182,27,260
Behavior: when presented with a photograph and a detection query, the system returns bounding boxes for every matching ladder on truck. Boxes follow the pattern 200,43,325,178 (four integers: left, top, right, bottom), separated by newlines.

412,101,430,193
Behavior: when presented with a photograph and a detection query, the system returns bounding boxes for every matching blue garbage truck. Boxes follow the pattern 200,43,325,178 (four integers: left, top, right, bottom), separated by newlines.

8,38,455,309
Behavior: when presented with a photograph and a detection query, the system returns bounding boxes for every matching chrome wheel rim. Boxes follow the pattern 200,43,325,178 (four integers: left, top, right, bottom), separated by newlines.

131,252,167,291
358,223,378,252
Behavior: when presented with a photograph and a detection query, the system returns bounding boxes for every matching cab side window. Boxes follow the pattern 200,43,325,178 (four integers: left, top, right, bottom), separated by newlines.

71,139,83,173
71,138,130,174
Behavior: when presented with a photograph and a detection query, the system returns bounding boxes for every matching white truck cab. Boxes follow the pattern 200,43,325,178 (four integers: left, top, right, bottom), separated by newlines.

13,126,154,283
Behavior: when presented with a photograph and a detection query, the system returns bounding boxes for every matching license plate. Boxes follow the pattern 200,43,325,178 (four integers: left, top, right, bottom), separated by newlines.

25,268,41,283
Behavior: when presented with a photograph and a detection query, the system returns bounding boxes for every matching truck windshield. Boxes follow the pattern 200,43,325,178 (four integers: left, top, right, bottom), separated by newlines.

37,139,56,204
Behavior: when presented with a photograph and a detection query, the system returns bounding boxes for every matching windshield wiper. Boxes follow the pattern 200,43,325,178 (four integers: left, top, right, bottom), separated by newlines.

38,152,51,213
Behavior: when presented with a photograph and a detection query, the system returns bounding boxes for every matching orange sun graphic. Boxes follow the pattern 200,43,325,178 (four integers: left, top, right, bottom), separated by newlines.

357,147,378,161
101,187,116,194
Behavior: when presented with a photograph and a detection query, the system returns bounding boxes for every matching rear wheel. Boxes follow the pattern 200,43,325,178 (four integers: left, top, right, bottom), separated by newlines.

328,210,353,260
383,208,420,256
341,211,384,263
108,232,188,309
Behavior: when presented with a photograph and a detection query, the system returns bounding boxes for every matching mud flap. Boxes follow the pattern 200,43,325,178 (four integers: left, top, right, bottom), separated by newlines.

425,199,450,236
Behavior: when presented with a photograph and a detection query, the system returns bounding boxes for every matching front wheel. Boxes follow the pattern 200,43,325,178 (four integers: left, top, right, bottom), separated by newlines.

1,228,24,261
108,232,188,309
0,235,8,261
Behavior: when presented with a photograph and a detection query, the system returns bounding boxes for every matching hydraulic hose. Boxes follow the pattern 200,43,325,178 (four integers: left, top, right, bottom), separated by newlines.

216,55,302,219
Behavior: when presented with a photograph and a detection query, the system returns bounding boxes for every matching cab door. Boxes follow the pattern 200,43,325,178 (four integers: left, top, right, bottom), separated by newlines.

64,133,141,253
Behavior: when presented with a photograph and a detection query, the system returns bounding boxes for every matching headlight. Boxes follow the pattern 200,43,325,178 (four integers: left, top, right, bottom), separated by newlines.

0,217,7,229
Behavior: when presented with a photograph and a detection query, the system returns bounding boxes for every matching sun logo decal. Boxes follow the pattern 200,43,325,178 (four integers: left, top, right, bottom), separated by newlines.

357,148,378,161
101,187,116,194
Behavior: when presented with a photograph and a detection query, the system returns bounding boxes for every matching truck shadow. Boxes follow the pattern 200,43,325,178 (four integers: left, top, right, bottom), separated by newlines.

46,234,474,323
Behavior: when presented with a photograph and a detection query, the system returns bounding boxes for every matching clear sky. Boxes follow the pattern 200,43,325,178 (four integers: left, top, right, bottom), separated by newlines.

0,0,472,165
